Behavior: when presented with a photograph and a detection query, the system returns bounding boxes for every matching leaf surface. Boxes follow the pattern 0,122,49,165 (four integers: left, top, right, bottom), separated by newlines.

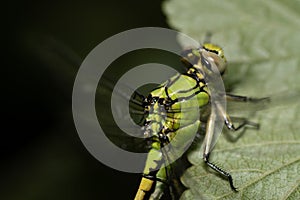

163,0,300,199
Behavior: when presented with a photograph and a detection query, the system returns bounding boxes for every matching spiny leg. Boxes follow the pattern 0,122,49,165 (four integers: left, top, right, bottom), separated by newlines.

215,101,259,131
229,116,260,130
224,116,259,131
203,153,237,191
226,93,270,103
202,99,262,191
221,116,260,142
202,95,267,190
203,106,237,191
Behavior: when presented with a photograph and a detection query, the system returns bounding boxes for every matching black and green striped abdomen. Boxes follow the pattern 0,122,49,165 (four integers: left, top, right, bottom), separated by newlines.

141,72,210,177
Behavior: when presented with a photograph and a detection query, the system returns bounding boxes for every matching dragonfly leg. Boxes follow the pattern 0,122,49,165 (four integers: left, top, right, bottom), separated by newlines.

221,116,260,142
226,93,270,103
224,116,259,131
215,101,259,131
203,106,237,191
203,153,237,191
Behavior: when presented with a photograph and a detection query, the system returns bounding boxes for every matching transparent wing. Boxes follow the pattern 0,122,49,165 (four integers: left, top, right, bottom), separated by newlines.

26,35,207,199
28,34,151,153
96,70,154,153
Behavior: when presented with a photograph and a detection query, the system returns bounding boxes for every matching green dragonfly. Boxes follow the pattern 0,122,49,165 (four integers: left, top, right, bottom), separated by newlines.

33,35,269,199
27,34,299,200
129,43,268,200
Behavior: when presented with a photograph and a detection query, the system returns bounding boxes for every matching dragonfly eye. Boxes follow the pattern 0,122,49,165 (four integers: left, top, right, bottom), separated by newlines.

202,43,227,75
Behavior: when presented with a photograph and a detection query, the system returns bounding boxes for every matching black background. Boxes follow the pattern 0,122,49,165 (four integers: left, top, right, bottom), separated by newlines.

3,1,172,199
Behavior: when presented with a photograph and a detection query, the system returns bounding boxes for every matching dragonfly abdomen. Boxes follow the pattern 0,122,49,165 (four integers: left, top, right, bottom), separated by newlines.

135,72,210,200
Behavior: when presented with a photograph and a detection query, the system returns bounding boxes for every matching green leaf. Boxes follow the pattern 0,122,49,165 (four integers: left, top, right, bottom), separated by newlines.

163,0,300,199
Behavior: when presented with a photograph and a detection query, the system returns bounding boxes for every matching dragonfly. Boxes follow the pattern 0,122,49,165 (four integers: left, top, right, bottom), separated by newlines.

130,43,269,200
31,35,270,199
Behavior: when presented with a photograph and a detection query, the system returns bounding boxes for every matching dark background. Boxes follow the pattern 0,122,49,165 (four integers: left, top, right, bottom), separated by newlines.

3,1,171,199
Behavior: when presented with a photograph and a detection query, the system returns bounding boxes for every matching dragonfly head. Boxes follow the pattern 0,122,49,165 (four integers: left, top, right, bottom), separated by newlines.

200,43,227,75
